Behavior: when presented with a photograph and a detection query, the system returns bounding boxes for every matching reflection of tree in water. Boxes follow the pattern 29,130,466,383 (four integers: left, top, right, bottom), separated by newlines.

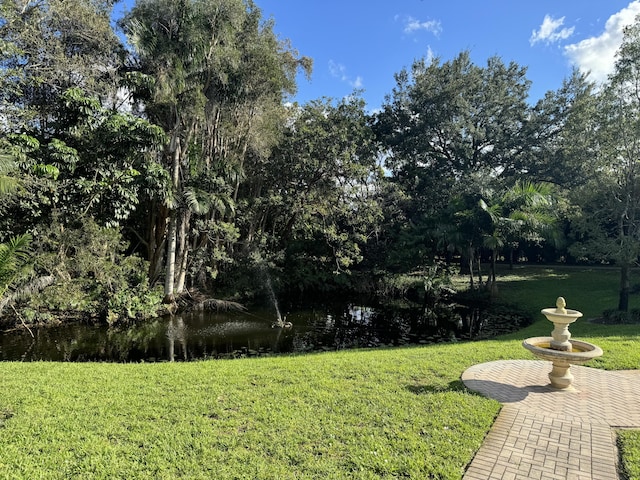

105,319,167,361
0,301,530,361
299,305,410,350
167,316,187,361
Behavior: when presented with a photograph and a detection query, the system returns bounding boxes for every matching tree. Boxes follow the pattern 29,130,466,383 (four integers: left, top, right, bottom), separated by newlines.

521,71,598,187
234,96,382,293
0,0,122,133
374,51,534,273
121,0,311,302
0,1,166,234
570,17,640,311
481,181,557,285
0,86,167,244
445,188,493,289
376,51,531,205
0,232,31,302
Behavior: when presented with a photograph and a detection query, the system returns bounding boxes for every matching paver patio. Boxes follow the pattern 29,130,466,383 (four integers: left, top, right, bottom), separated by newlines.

461,360,640,479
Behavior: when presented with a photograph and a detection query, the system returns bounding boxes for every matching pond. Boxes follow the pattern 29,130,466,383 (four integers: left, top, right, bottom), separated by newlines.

0,302,526,362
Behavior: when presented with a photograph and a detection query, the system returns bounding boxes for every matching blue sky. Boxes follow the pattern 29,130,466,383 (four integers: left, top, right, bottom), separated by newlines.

254,1,640,109
114,1,640,110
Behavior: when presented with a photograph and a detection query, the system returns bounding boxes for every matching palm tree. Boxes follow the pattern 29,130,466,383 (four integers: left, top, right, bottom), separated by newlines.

0,233,55,334
445,192,494,289
481,180,557,288
0,234,33,314
122,0,308,303
0,149,55,320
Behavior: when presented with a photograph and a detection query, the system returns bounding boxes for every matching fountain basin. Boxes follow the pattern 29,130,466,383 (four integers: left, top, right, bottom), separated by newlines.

523,337,603,364
523,336,603,389
540,307,582,324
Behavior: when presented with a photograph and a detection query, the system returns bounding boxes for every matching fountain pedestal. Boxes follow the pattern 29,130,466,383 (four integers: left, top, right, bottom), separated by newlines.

522,297,602,389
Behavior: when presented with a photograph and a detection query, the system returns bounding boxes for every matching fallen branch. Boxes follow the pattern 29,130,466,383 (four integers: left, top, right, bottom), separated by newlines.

11,304,34,338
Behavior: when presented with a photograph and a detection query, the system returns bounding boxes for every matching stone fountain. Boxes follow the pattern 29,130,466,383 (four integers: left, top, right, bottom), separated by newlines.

522,297,603,389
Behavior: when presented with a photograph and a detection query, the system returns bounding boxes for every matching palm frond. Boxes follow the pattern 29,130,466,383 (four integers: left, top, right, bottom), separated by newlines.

0,175,20,196
0,275,55,316
183,187,235,216
183,187,212,215
0,153,20,195
0,234,33,297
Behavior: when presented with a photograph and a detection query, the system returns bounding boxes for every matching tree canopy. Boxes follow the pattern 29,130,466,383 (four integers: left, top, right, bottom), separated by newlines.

2,1,640,326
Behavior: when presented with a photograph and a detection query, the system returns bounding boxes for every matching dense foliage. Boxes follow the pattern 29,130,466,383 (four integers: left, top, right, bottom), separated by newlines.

3,1,640,326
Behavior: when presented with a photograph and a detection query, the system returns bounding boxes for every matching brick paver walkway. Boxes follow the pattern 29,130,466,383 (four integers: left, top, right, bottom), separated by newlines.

461,360,640,479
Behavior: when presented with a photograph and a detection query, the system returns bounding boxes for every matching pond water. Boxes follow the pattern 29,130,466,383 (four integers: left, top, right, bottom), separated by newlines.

0,302,518,362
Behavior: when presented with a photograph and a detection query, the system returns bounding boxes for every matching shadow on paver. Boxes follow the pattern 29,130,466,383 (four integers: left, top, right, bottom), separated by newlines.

462,378,553,403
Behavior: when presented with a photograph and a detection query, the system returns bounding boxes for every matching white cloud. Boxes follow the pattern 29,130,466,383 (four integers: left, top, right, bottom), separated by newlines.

425,45,436,64
564,1,640,84
530,15,575,45
328,60,364,89
403,15,442,36
328,60,348,81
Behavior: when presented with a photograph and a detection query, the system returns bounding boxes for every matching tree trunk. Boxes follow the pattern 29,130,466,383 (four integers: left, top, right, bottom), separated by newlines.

148,201,168,285
468,245,474,289
618,263,631,312
163,135,181,304
489,249,498,297
163,211,177,304
175,209,192,294
490,249,497,284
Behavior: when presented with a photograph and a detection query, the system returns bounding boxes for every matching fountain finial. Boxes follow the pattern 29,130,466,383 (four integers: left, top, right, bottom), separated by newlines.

555,296,567,314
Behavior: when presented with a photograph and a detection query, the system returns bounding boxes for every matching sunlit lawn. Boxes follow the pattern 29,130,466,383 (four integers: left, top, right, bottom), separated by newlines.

489,264,640,370
619,429,640,480
0,264,638,479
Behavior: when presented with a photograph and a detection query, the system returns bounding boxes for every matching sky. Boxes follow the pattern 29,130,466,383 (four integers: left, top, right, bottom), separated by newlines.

252,0,640,110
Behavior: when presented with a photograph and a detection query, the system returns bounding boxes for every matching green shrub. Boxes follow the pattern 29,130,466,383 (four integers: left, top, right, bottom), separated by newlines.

17,216,162,325
601,308,640,324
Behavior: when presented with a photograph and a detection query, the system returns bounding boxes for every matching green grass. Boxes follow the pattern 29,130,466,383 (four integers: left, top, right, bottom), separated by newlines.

619,430,640,480
491,265,640,370
490,264,640,320
0,346,511,479
0,265,638,479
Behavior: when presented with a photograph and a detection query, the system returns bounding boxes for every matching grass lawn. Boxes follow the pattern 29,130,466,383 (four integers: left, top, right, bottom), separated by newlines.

619,430,640,480
0,265,638,479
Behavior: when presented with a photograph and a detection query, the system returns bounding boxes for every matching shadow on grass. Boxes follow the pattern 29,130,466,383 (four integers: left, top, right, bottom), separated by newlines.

408,377,559,403
407,379,471,395
0,409,14,428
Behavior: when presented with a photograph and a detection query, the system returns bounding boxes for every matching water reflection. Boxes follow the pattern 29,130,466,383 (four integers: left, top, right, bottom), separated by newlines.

167,317,187,361
0,303,488,362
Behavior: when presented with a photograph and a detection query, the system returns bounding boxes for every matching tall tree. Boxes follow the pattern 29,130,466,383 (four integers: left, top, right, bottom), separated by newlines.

0,0,164,234
235,96,381,292
0,0,122,133
121,0,311,302
522,70,598,187
374,51,533,272
570,17,640,311
376,51,531,198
